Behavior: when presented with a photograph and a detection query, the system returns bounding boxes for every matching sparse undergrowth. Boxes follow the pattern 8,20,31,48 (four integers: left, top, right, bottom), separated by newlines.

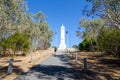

0,49,54,80
68,51,120,80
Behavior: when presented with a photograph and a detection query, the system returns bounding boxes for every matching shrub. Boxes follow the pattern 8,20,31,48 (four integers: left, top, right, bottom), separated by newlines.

97,28,120,57
0,33,30,56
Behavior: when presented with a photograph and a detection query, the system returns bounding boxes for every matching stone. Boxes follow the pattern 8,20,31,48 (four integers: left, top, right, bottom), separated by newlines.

59,24,66,50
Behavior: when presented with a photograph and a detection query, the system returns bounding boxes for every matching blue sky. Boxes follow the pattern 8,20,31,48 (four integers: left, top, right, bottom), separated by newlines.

26,0,89,48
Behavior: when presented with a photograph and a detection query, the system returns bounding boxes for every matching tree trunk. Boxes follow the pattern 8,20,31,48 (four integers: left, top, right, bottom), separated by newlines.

90,39,94,51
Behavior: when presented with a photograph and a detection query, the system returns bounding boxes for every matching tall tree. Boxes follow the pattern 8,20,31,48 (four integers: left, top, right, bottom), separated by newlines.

83,0,120,28
0,0,53,58
77,18,105,51
0,0,27,38
34,12,53,49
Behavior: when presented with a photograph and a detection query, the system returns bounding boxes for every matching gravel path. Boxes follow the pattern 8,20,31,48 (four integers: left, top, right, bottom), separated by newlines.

14,52,80,80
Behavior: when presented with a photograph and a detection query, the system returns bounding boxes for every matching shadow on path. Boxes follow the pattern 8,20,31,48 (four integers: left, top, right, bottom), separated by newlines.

14,53,80,80
30,64,79,80
53,54,71,65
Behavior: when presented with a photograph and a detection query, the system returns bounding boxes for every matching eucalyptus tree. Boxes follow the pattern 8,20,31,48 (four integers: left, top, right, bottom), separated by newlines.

33,12,45,50
0,0,27,39
83,0,120,28
22,13,37,62
97,28,120,57
26,11,53,62
0,0,29,56
0,0,53,58
34,12,53,49
39,22,53,49
78,18,105,51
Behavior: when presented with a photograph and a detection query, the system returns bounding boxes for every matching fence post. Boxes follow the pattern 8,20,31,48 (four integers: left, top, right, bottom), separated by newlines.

68,50,69,54
7,59,14,75
75,53,78,61
83,58,87,71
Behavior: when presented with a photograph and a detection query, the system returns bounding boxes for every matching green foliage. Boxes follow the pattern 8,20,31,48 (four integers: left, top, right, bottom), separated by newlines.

79,39,96,51
26,12,53,51
78,0,120,58
97,28,120,57
0,38,8,50
0,33,30,56
0,0,27,38
8,33,30,52
0,0,53,57
84,0,120,27
79,39,90,51
52,46,57,48
72,45,78,49
77,18,105,51
79,18,105,41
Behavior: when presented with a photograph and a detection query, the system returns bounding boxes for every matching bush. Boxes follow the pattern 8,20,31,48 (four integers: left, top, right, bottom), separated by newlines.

79,39,96,51
0,33,30,56
97,28,120,57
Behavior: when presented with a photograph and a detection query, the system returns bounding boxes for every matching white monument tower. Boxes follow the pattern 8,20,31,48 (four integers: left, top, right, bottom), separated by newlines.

59,24,66,50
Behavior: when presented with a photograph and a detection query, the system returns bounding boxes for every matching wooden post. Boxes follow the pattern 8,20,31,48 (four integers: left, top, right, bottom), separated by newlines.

7,59,14,75
69,51,72,57
30,49,34,63
83,58,87,71
75,53,78,61
71,53,74,58
68,50,69,54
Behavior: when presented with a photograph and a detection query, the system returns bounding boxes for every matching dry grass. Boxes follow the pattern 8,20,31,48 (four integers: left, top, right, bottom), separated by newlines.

0,48,54,80
68,52,120,80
